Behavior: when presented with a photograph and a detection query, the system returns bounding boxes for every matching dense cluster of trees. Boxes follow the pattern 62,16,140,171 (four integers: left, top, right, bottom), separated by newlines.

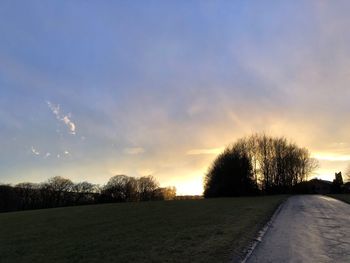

0,175,176,212
204,134,318,197
100,175,176,202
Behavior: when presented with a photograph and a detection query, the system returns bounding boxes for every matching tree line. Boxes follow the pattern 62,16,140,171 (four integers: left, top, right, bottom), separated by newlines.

0,175,176,212
204,134,318,197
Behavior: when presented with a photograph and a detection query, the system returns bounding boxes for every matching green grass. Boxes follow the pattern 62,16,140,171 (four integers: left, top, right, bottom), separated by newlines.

327,194,350,204
0,196,287,263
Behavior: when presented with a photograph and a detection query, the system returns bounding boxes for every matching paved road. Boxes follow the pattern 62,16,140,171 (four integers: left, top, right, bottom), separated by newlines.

247,195,350,263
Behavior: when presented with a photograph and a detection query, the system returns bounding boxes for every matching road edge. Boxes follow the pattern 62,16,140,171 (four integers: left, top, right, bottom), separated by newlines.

325,194,350,205
238,198,288,263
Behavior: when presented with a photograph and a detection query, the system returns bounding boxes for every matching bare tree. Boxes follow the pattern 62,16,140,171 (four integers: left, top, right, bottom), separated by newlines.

204,134,318,196
103,175,132,202
161,186,177,200
73,181,96,193
137,176,159,201
73,181,97,203
14,182,40,209
1,174,175,212
43,176,74,206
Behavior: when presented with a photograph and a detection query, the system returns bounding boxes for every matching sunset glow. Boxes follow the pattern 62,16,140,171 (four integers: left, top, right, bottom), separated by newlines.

1,1,350,195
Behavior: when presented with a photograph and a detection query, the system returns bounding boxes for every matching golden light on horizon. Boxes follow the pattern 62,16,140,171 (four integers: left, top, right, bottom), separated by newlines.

311,152,350,162
2,1,350,197
174,174,204,196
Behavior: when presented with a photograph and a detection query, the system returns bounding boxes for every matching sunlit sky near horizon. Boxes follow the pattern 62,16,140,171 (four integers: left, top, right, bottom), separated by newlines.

1,1,350,195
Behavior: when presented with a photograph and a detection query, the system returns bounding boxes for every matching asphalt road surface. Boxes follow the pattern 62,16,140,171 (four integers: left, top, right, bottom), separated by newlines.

247,195,350,263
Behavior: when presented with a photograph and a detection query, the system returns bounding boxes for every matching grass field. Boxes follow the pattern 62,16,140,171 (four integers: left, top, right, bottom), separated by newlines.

328,194,350,204
0,196,287,263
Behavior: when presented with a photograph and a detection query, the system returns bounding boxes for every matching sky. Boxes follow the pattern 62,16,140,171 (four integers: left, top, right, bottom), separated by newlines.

1,1,350,195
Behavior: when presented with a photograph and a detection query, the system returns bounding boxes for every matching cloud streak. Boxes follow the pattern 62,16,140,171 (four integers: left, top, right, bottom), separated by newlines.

186,147,224,155
124,147,145,155
312,153,350,162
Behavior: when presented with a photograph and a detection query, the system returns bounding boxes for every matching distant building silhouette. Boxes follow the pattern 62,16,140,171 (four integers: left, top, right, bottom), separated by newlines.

308,178,332,194
334,172,344,185
306,172,344,194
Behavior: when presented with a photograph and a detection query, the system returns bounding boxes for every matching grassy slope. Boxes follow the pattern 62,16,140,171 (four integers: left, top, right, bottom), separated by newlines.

327,194,350,204
0,196,287,263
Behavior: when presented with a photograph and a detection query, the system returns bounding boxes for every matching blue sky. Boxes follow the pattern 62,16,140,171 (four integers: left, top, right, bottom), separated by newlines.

1,1,350,194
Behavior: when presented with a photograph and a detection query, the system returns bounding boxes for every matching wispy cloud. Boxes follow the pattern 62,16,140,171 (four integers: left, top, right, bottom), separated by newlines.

47,101,60,117
312,153,350,162
124,147,145,155
186,147,224,155
47,101,76,135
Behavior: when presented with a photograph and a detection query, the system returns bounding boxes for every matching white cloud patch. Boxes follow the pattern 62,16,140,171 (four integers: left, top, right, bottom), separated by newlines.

124,147,145,155
47,101,76,135
62,116,76,135
31,146,40,155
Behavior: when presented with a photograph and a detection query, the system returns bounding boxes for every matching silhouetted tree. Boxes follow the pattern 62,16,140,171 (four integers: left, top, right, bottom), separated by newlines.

72,181,98,204
43,176,74,206
204,146,256,197
155,186,177,200
0,174,175,212
101,175,161,202
14,182,40,209
73,181,96,193
102,175,131,202
124,176,139,202
0,184,18,212
204,134,318,197
137,176,159,201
